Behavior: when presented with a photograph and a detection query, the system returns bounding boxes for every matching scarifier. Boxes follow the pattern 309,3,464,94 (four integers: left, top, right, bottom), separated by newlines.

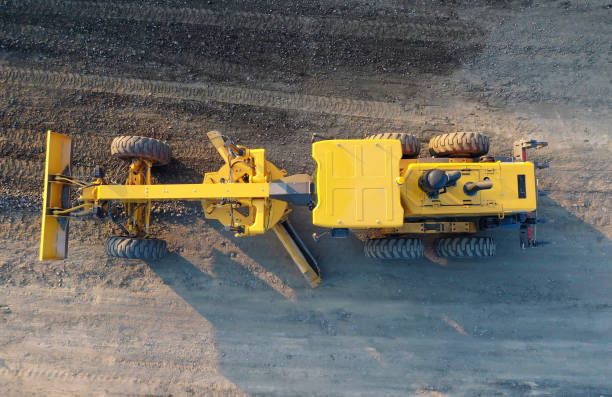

40,130,548,287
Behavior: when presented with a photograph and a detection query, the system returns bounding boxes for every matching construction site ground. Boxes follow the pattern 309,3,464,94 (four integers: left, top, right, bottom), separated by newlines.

0,0,611,395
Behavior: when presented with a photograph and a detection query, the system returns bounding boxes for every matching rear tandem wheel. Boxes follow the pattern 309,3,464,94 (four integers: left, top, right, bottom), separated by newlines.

364,238,424,259
366,132,420,159
434,236,496,258
428,132,490,158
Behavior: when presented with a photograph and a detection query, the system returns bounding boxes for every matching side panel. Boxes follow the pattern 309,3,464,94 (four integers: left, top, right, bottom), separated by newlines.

312,139,403,228
40,131,72,260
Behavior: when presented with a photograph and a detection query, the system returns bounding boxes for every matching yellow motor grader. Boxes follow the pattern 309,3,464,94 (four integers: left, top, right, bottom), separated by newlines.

40,130,547,287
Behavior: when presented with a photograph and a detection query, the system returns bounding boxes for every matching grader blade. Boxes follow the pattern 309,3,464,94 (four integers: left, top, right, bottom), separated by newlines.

273,220,321,288
40,131,73,260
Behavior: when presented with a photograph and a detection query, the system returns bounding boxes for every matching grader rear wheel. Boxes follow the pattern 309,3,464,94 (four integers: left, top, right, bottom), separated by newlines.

105,236,168,261
428,132,489,158
111,136,171,166
364,238,424,259
366,132,420,158
434,236,496,258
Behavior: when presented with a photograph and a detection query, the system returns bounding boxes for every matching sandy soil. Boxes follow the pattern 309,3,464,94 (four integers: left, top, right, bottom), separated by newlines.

0,0,611,395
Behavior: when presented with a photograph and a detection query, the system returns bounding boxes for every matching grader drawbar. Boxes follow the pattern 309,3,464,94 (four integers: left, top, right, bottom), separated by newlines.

40,130,548,287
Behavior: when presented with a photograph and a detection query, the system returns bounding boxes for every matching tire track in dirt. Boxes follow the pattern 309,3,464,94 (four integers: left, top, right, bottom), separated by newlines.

0,66,410,120
0,129,46,160
0,157,46,210
0,155,91,201
0,157,89,181
0,23,270,80
0,364,242,396
0,364,146,385
0,128,113,169
0,158,43,183
7,0,478,41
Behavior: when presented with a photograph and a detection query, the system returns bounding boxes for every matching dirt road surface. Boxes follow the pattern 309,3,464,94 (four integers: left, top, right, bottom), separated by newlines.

1,0,611,395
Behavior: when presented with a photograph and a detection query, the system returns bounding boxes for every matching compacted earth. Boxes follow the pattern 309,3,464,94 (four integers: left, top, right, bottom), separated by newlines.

0,0,610,395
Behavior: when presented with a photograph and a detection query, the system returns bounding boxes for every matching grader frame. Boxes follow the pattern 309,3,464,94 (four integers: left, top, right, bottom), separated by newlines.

41,131,321,286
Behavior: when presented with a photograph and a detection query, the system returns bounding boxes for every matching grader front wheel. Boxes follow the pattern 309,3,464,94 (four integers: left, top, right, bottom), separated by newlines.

105,236,168,261
111,136,171,166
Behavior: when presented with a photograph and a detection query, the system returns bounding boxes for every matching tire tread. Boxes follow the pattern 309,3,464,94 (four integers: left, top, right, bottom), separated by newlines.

366,132,420,158
434,236,495,258
105,236,168,261
111,136,171,165
364,238,424,260
428,132,489,158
